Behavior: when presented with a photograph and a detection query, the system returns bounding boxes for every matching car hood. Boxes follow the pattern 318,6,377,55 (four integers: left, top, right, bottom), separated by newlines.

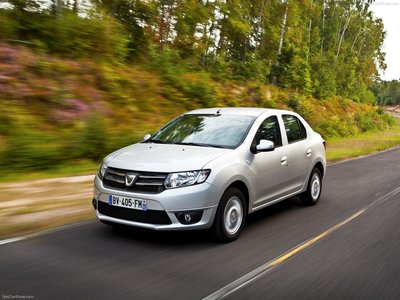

105,143,231,173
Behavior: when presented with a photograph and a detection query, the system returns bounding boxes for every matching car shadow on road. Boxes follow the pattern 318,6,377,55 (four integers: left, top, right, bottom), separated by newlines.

245,197,302,227
100,222,213,246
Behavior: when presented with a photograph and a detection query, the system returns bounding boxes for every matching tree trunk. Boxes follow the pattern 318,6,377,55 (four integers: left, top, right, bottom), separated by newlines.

73,0,78,14
320,0,325,54
272,0,288,85
336,12,352,58
306,0,313,61
277,2,288,57
53,0,63,17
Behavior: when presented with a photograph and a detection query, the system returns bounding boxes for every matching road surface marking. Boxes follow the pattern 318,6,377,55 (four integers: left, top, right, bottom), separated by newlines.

203,186,400,300
0,221,94,246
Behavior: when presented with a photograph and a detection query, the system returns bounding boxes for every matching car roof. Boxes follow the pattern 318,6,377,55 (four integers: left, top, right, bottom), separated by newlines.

186,107,294,117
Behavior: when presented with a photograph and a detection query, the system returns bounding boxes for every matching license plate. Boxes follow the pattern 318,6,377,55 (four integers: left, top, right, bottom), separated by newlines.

108,195,147,211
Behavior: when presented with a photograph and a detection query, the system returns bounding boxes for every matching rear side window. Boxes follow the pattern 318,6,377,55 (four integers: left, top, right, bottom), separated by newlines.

282,115,307,143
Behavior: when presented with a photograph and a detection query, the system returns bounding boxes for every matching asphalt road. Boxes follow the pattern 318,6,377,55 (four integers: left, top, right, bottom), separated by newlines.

1,147,400,300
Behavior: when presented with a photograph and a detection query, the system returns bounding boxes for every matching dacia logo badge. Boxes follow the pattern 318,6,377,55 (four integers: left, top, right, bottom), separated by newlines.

125,173,137,187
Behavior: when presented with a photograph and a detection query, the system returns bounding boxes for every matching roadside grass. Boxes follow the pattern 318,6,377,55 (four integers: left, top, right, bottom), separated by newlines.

0,160,98,183
0,211,95,240
0,179,94,239
326,118,400,162
0,118,399,240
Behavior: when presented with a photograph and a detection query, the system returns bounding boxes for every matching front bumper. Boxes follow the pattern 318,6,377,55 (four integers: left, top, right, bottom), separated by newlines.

93,175,220,231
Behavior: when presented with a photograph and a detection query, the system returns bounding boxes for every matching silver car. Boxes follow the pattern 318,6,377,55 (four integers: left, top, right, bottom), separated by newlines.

93,107,326,242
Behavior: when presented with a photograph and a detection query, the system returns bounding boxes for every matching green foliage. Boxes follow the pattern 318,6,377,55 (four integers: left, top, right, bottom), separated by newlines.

353,84,376,104
148,45,216,107
0,11,16,39
1,127,64,171
230,58,270,82
311,55,337,99
355,111,394,132
316,116,359,138
315,108,395,139
49,14,129,60
288,94,300,111
0,10,129,60
371,80,400,105
74,114,108,161
0,0,387,104
0,44,397,174
286,54,313,94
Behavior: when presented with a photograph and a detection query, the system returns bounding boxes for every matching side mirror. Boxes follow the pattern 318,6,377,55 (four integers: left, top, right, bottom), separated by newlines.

143,134,152,141
256,140,275,152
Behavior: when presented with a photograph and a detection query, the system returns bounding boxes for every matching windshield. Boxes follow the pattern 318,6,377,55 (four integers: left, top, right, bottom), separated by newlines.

147,114,255,149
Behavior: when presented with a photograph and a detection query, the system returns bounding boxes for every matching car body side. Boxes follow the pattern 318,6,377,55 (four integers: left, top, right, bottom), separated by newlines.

201,110,326,215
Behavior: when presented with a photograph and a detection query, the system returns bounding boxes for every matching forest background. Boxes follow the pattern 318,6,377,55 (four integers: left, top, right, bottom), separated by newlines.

0,0,399,178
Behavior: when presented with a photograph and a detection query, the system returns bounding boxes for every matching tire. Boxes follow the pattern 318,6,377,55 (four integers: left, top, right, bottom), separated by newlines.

213,187,246,243
300,167,322,206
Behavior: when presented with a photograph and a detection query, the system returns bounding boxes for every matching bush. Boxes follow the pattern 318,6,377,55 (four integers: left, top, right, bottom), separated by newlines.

0,128,64,171
0,11,16,40
288,94,300,111
316,116,353,138
355,111,393,132
48,14,129,60
2,11,129,61
310,54,337,99
231,58,270,82
148,45,216,107
74,114,108,161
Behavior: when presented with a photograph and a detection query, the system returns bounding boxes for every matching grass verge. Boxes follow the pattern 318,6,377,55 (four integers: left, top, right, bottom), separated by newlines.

0,178,95,239
326,118,400,162
0,160,98,183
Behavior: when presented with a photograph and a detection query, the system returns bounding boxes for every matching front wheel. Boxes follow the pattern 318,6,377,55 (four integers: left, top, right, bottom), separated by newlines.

213,187,246,243
300,167,322,206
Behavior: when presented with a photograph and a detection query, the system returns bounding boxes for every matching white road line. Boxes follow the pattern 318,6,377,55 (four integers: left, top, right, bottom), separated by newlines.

203,186,400,300
0,221,94,246
0,236,26,246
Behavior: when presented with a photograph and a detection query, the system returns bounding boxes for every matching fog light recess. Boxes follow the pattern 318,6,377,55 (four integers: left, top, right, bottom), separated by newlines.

92,198,97,210
175,210,203,225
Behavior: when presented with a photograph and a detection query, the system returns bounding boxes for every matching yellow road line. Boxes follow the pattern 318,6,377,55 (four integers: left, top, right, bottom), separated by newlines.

269,209,366,267
205,186,400,300
203,208,367,300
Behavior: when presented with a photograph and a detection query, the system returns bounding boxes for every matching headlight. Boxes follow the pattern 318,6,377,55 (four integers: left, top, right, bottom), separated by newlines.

97,162,108,180
165,169,211,189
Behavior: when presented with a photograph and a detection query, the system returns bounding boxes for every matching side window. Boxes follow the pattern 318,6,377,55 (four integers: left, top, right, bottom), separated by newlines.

254,116,282,147
282,115,307,143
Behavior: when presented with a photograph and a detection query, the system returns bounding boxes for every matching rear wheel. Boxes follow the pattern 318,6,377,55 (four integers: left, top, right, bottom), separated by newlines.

300,167,322,206
213,187,246,242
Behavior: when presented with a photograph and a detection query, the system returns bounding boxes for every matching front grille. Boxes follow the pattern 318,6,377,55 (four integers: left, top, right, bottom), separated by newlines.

103,167,167,194
97,201,172,225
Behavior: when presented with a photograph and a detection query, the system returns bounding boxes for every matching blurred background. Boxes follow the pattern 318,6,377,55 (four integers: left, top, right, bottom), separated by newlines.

0,0,399,237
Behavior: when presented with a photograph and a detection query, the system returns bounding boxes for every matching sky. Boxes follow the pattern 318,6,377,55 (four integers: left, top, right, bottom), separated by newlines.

370,0,400,80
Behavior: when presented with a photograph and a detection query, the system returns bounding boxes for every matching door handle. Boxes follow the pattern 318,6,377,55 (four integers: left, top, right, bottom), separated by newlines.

306,149,312,157
281,156,288,166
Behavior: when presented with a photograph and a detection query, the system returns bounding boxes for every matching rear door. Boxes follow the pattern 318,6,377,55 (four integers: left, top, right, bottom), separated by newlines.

281,114,311,191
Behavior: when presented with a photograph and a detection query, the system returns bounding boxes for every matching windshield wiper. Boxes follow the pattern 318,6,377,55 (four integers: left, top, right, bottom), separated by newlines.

147,139,167,144
175,142,227,148
146,140,227,148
